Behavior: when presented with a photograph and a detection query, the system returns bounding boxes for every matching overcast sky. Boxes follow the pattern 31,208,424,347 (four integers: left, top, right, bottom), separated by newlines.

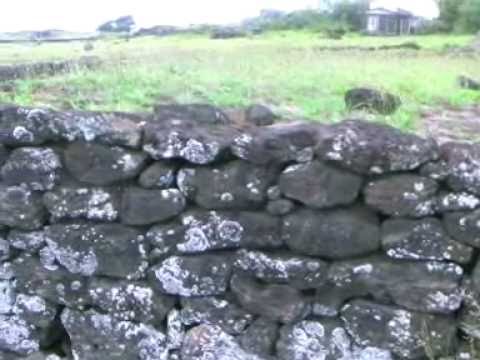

0,0,439,32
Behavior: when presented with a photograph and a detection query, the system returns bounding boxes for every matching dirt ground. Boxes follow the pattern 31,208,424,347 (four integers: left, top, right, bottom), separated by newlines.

421,105,480,144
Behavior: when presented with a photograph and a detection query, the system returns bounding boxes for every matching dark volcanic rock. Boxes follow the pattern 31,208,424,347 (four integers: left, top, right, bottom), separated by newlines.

329,256,463,314
231,123,318,165
341,299,456,359
277,319,393,360
239,318,279,357
138,162,176,189
153,103,231,125
266,199,295,216
444,209,480,248
234,249,328,289
382,217,473,263
88,278,175,325
0,106,142,147
61,308,168,360
64,142,148,186
52,110,143,148
458,75,480,90
282,207,380,259
345,88,401,115
0,106,58,146
7,230,46,252
13,255,89,308
1,147,61,190
43,187,119,222
441,142,480,195
312,284,361,318
180,296,253,335
0,185,46,230
245,104,276,126
278,161,362,208
150,254,233,297
143,120,240,165
181,324,263,360
148,211,282,254
177,161,275,209
44,223,147,279
316,120,438,175
121,188,186,225
364,175,438,217
230,273,309,323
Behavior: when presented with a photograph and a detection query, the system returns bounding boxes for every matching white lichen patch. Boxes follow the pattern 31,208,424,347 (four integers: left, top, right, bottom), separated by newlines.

0,314,39,354
45,239,98,276
178,212,244,253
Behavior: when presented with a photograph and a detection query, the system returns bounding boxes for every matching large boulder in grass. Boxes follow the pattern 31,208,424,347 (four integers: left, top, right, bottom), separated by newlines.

458,75,480,90
345,88,401,115
97,15,135,33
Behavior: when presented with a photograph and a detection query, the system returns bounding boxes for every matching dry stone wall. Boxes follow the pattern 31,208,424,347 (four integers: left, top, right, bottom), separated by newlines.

0,104,479,359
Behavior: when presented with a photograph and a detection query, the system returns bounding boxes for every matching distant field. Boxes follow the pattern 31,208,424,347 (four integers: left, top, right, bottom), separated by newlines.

0,31,478,131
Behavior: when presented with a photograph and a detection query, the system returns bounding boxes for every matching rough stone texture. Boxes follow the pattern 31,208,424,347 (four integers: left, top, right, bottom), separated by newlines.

180,296,253,335
239,318,279,357
139,162,176,189
1,147,61,190
64,142,148,185
382,218,473,263
364,175,438,217
181,324,264,360
277,319,393,360
178,211,282,252
121,187,186,225
143,120,239,164
44,223,147,279
0,107,476,359
234,249,328,289
43,186,119,222
316,120,438,175
153,103,231,125
341,300,456,359
151,254,233,297
278,161,362,208
61,308,169,360
329,256,463,314
345,87,401,115
178,161,276,209
231,123,318,165
0,185,46,230
444,209,480,248
283,207,380,259
230,274,309,323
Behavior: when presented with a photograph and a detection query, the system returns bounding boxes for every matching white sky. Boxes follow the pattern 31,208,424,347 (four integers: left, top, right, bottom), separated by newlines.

0,0,438,32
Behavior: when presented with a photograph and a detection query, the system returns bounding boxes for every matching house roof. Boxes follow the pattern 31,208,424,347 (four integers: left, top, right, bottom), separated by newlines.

366,7,414,17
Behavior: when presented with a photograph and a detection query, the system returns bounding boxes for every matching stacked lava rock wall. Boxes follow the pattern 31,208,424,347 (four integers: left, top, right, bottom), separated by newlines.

0,104,479,360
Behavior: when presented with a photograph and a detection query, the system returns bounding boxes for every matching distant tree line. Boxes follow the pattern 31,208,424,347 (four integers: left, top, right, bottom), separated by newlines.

435,0,480,33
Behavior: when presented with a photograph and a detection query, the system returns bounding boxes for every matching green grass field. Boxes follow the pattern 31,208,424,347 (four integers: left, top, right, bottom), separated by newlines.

0,31,478,132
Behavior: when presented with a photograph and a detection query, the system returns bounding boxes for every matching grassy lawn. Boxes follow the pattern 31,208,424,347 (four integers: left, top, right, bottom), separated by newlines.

0,31,478,132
